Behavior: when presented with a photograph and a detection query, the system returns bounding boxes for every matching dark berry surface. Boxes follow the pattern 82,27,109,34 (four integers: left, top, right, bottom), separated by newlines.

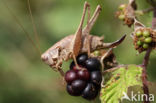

65,70,78,84
85,58,101,71
94,83,101,91
90,71,102,85
71,79,87,93
82,83,98,100
77,53,88,66
66,84,81,96
77,69,90,81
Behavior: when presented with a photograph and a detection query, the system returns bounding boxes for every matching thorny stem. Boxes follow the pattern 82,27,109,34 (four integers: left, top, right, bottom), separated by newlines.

141,47,152,103
140,6,156,103
152,8,156,29
142,48,152,68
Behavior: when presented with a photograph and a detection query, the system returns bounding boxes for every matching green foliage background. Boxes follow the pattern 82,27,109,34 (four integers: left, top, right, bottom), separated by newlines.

0,0,156,103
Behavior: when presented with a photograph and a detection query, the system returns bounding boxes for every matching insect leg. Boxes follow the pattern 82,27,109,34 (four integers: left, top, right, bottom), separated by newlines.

83,5,102,33
86,35,91,57
100,48,113,71
85,4,91,57
100,48,113,88
70,1,90,67
84,5,101,57
55,59,65,77
83,3,91,57
58,67,65,77
87,3,91,26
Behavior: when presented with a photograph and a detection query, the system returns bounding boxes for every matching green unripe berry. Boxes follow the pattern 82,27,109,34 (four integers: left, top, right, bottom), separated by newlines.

137,41,142,46
119,4,126,10
143,43,149,49
93,50,100,56
144,37,152,43
139,36,145,41
136,31,142,37
118,14,125,20
143,30,150,37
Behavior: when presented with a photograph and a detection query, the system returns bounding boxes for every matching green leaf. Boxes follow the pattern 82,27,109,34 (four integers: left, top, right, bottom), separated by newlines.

100,64,143,103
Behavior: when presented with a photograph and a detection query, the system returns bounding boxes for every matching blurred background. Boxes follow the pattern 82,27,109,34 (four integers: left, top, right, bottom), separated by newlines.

0,0,156,103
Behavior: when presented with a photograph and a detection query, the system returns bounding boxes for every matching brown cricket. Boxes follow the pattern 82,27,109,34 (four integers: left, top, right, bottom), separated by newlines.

41,2,126,76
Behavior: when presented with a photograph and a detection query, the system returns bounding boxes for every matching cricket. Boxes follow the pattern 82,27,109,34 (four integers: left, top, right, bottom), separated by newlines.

41,2,126,76
3,0,126,77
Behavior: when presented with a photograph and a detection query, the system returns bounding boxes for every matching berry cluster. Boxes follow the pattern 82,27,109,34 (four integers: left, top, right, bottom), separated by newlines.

134,29,153,52
65,53,102,100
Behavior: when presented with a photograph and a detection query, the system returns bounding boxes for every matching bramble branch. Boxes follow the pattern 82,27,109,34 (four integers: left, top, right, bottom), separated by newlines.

141,47,152,103
140,2,156,103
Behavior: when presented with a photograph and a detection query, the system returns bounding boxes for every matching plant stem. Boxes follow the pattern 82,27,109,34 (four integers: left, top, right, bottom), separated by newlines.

140,3,156,102
152,8,156,29
141,47,152,103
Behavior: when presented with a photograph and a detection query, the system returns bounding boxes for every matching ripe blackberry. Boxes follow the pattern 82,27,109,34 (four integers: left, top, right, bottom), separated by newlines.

82,83,98,100
90,71,102,85
71,79,87,93
85,58,101,71
66,84,81,96
65,70,78,84
77,69,90,81
67,55,102,100
76,53,88,66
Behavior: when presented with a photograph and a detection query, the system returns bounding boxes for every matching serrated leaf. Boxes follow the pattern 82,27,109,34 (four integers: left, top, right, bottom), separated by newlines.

100,64,143,103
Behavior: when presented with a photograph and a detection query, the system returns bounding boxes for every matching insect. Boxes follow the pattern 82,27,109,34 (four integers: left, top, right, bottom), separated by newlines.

41,1,126,76
3,0,125,77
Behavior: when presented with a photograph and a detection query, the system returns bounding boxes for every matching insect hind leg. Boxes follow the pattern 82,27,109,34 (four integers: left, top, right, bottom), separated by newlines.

84,5,101,57
70,2,90,67
100,48,113,71
83,5,102,33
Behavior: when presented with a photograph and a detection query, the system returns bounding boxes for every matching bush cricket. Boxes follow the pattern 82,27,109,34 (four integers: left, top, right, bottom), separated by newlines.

3,0,126,77
41,2,126,76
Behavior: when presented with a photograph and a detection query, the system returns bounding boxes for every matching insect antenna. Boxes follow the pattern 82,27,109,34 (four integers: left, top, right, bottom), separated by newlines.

2,0,41,56
27,0,41,54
